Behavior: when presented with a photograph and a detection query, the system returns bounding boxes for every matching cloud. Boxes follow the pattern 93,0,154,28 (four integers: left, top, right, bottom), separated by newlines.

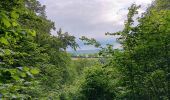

39,0,153,50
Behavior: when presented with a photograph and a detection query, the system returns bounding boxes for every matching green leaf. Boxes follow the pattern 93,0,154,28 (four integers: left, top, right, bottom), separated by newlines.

27,30,36,36
9,69,17,74
30,30,36,36
4,49,11,55
11,11,19,19
12,22,18,27
2,17,11,28
0,37,9,45
20,72,27,78
12,75,20,81
23,67,29,72
0,52,3,56
30,68,39,75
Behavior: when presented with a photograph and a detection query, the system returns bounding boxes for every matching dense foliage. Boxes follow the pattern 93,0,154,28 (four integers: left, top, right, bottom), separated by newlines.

0,0,77,99
65,0,170,99
0,0,169,99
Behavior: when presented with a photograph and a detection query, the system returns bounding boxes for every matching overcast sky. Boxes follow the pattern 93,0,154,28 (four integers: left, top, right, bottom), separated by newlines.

39,0,153,50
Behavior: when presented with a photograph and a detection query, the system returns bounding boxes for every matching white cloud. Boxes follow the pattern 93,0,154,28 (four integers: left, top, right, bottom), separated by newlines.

39,0,153,50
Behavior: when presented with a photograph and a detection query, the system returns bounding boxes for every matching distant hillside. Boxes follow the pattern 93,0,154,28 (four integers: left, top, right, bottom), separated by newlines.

68,49,99,55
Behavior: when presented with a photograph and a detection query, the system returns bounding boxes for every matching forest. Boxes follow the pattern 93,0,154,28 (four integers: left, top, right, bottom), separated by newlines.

0,0,169,99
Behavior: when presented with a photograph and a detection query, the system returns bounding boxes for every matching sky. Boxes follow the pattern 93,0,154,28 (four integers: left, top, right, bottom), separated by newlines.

39,0,153,50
